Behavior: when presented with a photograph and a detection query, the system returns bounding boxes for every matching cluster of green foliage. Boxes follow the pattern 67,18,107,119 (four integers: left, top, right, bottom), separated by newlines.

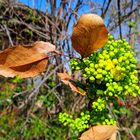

59,35,140,139
59,111,90,131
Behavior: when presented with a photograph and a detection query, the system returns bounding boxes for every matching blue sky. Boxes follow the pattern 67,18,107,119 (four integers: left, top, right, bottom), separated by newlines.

18,0,104,13
17,0,104,33
18,0,111,29
18,0,106,28
17,0,140,60
18,0,47,11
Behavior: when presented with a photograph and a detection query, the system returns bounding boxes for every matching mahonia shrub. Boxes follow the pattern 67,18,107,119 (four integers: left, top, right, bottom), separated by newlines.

59,35,140,139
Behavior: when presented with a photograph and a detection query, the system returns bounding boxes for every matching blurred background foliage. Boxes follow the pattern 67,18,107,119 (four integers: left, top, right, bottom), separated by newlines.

0,0,140,139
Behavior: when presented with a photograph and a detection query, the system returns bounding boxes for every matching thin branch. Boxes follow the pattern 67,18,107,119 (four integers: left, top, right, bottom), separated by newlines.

117,0,122,39
18,63,64,109
101,0,106,17
109,5,140,31
3,24,14,46
101,0,112,19
120,127,136,140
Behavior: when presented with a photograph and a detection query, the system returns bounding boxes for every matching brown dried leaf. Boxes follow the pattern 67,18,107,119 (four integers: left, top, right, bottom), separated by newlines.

0,56,48,78
57,73,86,95
0,41,55,78
33,41,56,55
72,14,108,57
79,125,118,140
0,65,16,77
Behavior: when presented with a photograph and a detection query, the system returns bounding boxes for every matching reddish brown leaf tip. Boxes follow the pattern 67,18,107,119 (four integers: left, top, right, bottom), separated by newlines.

57,73,86,95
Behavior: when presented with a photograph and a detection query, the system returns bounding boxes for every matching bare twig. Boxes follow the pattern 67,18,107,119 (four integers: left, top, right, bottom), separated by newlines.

19,63,64,109
120,127,136,140
117,0,122,39
3,24,14,46
101,0,112,19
